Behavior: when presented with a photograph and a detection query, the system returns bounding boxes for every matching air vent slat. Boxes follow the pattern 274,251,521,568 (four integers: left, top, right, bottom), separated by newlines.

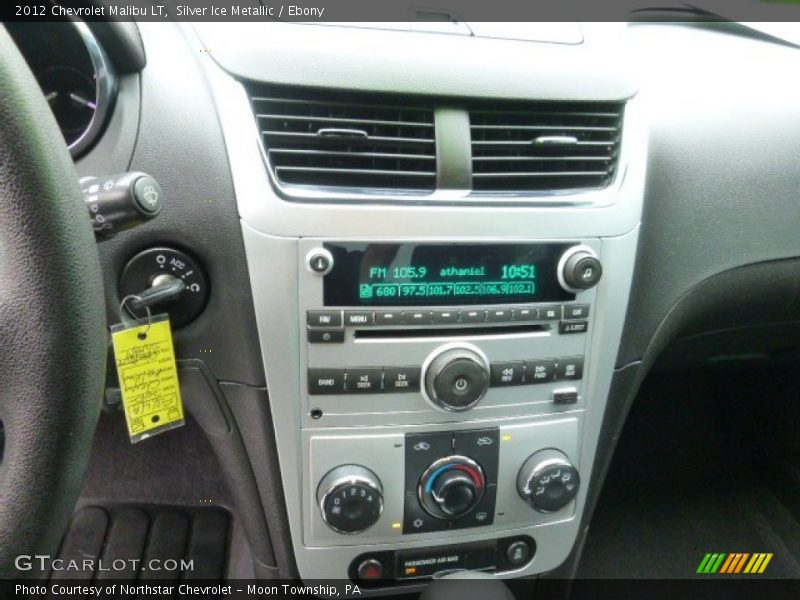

470,100,624,193
250,85,436,193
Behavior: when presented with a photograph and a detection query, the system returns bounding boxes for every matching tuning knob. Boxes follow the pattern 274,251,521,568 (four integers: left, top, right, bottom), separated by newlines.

418,456,485,519
422,344,490,412
558,246,602,292
517,450,580,513
317,465,383,534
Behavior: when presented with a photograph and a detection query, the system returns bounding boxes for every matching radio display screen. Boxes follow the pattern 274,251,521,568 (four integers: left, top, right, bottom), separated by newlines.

323,243,575,306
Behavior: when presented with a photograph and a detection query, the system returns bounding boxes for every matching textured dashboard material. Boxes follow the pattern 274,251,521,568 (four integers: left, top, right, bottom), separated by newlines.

617,24,800,367
95,23,265,387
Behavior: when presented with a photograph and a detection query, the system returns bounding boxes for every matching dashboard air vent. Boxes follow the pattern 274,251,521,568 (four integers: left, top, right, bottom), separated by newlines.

469,101,624,193
249,86,436,192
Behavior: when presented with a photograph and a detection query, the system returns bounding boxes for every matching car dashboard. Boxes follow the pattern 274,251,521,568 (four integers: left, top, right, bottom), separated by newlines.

6,17,800,591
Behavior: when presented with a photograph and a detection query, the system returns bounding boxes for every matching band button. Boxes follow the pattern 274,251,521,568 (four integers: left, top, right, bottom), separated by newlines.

308,368,346,394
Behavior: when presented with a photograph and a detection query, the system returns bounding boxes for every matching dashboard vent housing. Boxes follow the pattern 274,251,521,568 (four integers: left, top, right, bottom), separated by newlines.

469,101,624,193
249,85,436,193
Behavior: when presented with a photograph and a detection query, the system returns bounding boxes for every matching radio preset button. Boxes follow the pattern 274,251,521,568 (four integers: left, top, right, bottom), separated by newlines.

307,310,343,328
563,304,590,319
345,311,374,326
346,368,383,393
308,369,346,395
490,362,525,387
487,309,512,322
556,357,584,380
375,311,401,325
524,359,556,384
513,307,537,321
308,329,345,344
384,366,421,393
432,310,459,324
461,309,487,323
559,320,588,334
402,311,434,325
539,305,562,321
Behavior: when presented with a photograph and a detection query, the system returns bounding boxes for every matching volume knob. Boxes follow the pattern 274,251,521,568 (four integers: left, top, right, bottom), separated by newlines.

558,246,602,292
318,465,383,534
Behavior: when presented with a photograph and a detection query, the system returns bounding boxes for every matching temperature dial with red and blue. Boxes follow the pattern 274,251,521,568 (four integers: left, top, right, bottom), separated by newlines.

418,456,485,519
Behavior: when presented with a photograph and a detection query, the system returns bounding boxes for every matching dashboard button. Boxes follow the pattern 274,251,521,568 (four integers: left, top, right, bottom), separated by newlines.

432,310,459,324
375,311,401,326
553,388,579,405
307,310,343,327
402,311,434,325
346,368,383,393
453,428,499,483
490,362,525,386
559,320,588,334
384,366,421,393
356,559,384,581
556,357,584,380
307,248,334,275
308,369,346,395
513,307,537,321
505,540,532,567
308,329,345,344
461,309,487,323
563,304,590,319
539,305,562,320
345,311,374,326
486,308,512,322
524,359,555,384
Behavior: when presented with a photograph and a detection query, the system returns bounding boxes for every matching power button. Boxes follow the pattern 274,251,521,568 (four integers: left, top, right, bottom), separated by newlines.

306,247,334,275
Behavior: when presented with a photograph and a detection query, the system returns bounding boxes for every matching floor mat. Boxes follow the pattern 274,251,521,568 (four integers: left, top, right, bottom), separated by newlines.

577,370,800,579
50,505,230,583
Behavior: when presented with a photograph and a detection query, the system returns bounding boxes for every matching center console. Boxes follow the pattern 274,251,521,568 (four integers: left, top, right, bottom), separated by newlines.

195,21,647,585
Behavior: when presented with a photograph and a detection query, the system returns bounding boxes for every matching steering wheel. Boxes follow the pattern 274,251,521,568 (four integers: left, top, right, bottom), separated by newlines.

0,27,107,575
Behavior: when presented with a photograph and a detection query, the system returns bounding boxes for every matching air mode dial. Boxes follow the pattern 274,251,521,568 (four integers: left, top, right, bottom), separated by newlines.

318,465,383,534
517,449,580,513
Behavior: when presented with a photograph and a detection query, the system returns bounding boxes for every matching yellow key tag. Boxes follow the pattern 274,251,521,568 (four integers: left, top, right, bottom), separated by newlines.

111,313,185,443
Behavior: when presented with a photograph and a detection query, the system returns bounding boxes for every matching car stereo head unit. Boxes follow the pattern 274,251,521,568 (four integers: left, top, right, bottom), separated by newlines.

321,242,578,307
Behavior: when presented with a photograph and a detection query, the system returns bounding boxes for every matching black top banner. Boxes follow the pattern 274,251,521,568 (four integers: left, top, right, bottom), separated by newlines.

4,0,800,22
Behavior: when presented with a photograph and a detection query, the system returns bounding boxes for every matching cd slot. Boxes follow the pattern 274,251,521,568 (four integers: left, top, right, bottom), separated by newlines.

354,323,550,339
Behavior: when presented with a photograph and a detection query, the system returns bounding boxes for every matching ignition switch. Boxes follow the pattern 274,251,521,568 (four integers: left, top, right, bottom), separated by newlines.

119,247,208,327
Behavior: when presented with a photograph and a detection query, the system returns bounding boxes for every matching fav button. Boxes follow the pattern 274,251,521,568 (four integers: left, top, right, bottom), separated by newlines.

307,310,343,327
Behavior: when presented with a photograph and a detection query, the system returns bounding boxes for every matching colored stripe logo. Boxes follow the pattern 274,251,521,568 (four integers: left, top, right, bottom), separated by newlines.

697,553,773,574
